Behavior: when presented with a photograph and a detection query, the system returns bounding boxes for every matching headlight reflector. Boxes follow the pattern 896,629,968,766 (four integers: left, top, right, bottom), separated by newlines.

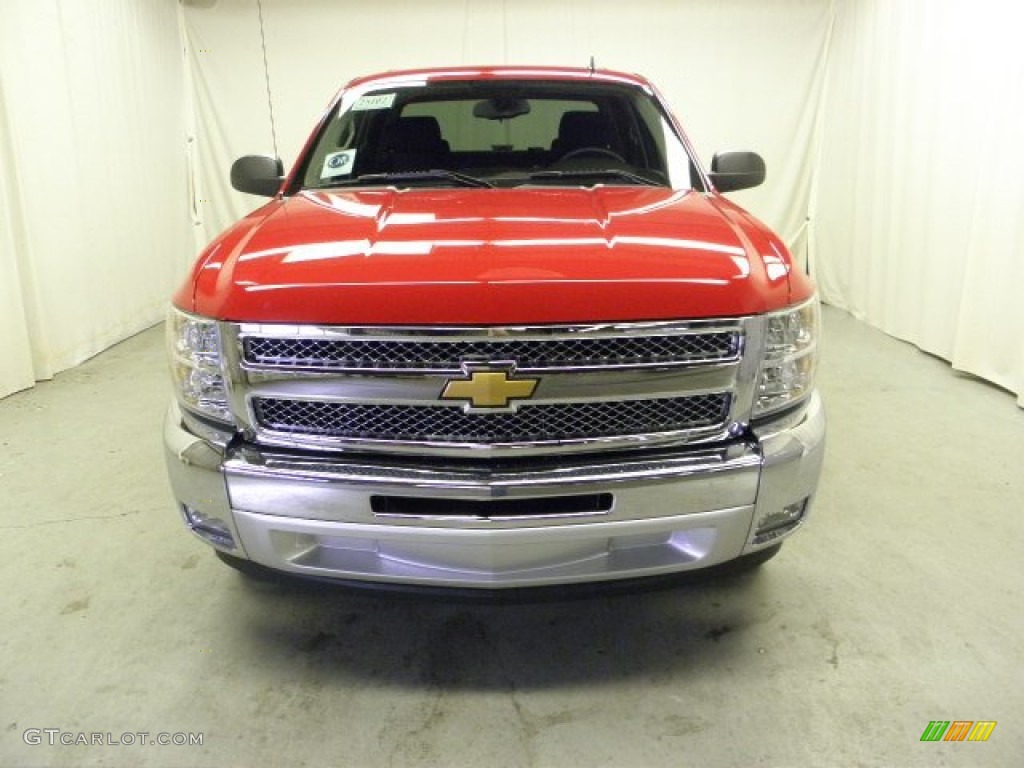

754,296,820,417
167,307,232,422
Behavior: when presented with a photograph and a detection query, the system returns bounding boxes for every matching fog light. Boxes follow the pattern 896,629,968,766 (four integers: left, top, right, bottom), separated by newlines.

753,498,808,545
181,504,235,550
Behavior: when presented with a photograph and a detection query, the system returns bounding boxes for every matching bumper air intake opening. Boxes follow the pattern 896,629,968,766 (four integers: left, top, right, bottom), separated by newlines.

370,493,614,520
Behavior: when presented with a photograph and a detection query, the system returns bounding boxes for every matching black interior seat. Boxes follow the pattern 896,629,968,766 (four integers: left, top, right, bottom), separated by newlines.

378,116,450,171
551,111,615,157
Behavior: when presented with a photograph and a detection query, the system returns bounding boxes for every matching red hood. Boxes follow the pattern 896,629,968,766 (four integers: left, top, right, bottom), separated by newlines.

187,187,794,324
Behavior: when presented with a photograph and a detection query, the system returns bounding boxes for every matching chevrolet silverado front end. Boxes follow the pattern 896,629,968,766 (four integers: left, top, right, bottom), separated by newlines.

164,66,825,589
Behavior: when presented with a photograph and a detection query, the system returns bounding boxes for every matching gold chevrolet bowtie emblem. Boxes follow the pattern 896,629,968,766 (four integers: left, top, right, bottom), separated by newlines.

440,367,539,409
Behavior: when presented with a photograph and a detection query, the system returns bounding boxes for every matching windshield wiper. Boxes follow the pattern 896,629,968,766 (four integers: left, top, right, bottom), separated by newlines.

526,169,662,186
317,170,494,189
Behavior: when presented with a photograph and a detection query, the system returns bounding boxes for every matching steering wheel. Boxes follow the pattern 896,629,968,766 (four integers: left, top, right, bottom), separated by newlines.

559,147,626,163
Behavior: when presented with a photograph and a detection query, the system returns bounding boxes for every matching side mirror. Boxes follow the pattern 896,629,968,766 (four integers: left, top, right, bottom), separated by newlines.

709,151,766,192
230,155,284,197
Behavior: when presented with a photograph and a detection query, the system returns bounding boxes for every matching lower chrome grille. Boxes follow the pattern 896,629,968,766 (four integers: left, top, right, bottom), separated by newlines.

252,393,731,445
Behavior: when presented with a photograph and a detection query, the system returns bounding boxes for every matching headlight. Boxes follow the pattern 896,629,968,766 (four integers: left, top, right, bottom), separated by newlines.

167,307,233,423
753,295,820,418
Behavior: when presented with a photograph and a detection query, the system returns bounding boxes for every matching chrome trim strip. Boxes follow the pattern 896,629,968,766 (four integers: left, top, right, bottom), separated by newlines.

237,319,745,340
244,425,737,458
225,442,758,496
241,364,740,402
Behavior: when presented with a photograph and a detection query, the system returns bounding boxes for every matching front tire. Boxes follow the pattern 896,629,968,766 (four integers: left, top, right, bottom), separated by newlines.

723,543,783,573
215,550,278,581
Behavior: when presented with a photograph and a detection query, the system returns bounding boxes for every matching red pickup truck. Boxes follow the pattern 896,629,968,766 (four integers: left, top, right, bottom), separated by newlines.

164,66,825,590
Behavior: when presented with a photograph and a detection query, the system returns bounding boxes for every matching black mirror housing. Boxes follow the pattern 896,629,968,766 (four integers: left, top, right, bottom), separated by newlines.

709,151,766,192
472,97,531,120
230,155,284,197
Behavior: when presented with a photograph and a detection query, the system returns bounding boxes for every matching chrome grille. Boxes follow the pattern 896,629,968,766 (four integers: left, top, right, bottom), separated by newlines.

230,320,751,455
242,331,740,372
252,393,731,445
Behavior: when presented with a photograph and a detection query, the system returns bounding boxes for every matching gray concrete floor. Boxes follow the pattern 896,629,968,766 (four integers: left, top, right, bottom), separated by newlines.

1,305,1021,768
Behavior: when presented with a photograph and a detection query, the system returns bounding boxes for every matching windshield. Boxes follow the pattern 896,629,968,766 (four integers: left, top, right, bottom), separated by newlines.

299,80,699,191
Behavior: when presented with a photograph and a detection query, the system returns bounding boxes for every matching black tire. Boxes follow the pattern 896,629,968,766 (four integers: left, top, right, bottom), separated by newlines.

215,550,281,581
719,542,783,573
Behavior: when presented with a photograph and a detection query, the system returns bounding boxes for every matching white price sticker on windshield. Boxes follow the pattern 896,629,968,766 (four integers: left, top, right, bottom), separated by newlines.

352,93,396,111
320,149,357,178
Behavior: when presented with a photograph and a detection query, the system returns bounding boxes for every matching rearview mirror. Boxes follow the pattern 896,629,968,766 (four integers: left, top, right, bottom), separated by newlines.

473,97,531,120
230,154,284,197
709,151,766,192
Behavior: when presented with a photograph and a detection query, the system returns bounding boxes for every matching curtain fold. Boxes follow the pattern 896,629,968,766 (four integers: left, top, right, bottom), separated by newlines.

0,0,192,400
813,0,1024,406
0,72,36,397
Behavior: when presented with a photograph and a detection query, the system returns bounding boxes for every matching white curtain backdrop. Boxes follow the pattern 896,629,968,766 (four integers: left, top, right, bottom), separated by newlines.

0,0,192,399
0,71,35,397
812,0,1024,407
181,0,835,264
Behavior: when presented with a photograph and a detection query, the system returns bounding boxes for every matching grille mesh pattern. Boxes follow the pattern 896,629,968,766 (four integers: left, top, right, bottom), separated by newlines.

244,332,739,371
253,393,731,444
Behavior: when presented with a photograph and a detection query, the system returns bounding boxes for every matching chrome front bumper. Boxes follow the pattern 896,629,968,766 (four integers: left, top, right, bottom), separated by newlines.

163,392,825,588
